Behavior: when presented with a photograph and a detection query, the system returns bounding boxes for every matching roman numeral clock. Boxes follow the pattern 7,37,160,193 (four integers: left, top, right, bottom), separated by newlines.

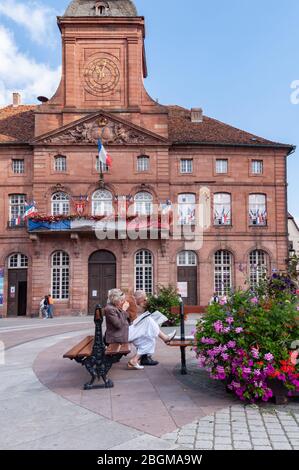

83,56,120,96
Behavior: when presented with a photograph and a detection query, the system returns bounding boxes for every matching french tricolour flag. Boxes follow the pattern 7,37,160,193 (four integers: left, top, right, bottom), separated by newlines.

23,201,38,220
98,139,112,168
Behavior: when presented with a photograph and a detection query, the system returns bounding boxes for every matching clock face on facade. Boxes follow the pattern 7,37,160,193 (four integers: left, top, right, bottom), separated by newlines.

83,57,120,95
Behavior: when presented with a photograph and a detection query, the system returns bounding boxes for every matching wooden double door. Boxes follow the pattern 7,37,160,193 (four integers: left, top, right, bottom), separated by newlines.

7,269,28,316
88,250,116,314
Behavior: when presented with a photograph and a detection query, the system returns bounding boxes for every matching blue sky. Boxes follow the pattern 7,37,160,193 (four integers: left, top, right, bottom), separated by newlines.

0,0,298,220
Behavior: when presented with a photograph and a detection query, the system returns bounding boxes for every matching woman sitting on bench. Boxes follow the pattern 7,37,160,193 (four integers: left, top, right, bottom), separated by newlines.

105,289,176,371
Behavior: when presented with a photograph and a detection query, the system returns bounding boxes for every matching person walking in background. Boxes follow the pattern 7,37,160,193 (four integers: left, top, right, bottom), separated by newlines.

47,294,54,319
39,296,48,318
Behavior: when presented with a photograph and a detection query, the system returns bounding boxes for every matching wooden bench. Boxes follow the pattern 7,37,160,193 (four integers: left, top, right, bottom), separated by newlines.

63,305,131,390
63,337,131,360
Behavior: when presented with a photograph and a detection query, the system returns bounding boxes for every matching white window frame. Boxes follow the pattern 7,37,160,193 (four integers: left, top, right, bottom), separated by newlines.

12,159,25,174
252,160,263,175
8,253,28,269
135,250,153,294
216,159,228,174
178,194,196,225
9,194,26,222
249,250,267,287
137,156,150,172
177,251,197,266
214,193,232,226
214,250,232,296
134,192,153,216
51,192,70,216
249,194,267,226
92,190,113,216
51,251,70,300
54,156,67,172
180,159,193,174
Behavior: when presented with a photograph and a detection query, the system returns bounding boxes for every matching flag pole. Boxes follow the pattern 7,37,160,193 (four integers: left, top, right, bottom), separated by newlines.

97,120,107,189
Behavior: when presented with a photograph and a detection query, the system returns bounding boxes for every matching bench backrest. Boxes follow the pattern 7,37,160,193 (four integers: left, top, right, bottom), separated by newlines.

170,305,206,315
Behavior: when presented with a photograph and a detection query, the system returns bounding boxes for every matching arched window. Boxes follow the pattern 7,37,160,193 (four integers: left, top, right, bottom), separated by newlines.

134,192,153,216
51,192,70,216
249,194,267,226
178,194,196,225
214,193,231,226
214,250,233,296
8,253,28,269
51,251,70,300
137,155,150,172
54,155,67,172
135,250,153,294
177,251,197,266
249,250,268,287
92,190,113,216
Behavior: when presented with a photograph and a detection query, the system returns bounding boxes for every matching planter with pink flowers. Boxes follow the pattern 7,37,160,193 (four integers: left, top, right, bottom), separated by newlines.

195,274,299,404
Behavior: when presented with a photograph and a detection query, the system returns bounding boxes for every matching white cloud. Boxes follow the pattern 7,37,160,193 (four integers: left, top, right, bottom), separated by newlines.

0,0,58,45
0,26,61,105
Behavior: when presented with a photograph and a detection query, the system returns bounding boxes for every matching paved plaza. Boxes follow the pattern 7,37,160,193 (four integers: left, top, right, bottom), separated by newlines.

0,318,298,450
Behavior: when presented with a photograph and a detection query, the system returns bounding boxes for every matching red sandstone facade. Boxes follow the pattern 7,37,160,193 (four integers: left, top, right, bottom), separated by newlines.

0,0,294,317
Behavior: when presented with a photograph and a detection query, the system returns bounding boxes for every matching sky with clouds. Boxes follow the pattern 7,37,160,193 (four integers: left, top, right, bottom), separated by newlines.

0,0,298,221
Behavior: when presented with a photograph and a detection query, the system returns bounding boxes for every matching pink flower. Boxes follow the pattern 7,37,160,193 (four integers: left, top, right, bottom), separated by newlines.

250,297,259,304
227,340,236,349
264,353,274,362
235,327,244,334
221,353,229,361
220,296,228,305
223,327,231,334
251,347,260,359
226,317,234,325
213,320,224,334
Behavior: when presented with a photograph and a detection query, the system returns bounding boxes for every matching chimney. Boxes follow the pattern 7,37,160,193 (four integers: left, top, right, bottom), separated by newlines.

191,107,203,123
12,92,21,107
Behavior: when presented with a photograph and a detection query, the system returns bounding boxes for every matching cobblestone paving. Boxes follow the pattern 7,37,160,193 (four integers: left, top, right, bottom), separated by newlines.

162,404,299,450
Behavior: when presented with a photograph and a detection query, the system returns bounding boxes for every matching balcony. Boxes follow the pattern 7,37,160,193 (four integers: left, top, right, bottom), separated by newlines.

27,215,172,238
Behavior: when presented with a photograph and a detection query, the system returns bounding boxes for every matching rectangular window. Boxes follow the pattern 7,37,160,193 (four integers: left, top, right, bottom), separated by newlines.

252,160,263,175
137,156,150,172
9,194,26,227
178,194,196,225
180,159,193,174
216,159,228,174
55,156,67,172
12,159,25,174
96,157,109,173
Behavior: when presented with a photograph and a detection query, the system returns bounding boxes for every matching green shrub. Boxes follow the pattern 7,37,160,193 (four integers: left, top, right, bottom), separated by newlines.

147,285,181,326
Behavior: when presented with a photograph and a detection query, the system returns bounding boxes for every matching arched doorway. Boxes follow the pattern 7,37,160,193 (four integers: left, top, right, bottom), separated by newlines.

88,250,116,313
7,253,28,316
177,251,198,305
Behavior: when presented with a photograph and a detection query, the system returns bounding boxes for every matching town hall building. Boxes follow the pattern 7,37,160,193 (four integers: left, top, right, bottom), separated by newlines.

0,0,294,316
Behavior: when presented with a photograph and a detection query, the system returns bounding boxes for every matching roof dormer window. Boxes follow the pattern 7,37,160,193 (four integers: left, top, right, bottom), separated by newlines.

95,1,109,16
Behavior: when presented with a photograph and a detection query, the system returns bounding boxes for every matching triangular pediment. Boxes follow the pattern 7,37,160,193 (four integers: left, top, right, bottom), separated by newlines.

33,110,168,146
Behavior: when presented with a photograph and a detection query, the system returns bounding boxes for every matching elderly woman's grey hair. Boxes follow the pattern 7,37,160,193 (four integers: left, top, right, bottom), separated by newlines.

134,290,147,301
108,289,126,306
